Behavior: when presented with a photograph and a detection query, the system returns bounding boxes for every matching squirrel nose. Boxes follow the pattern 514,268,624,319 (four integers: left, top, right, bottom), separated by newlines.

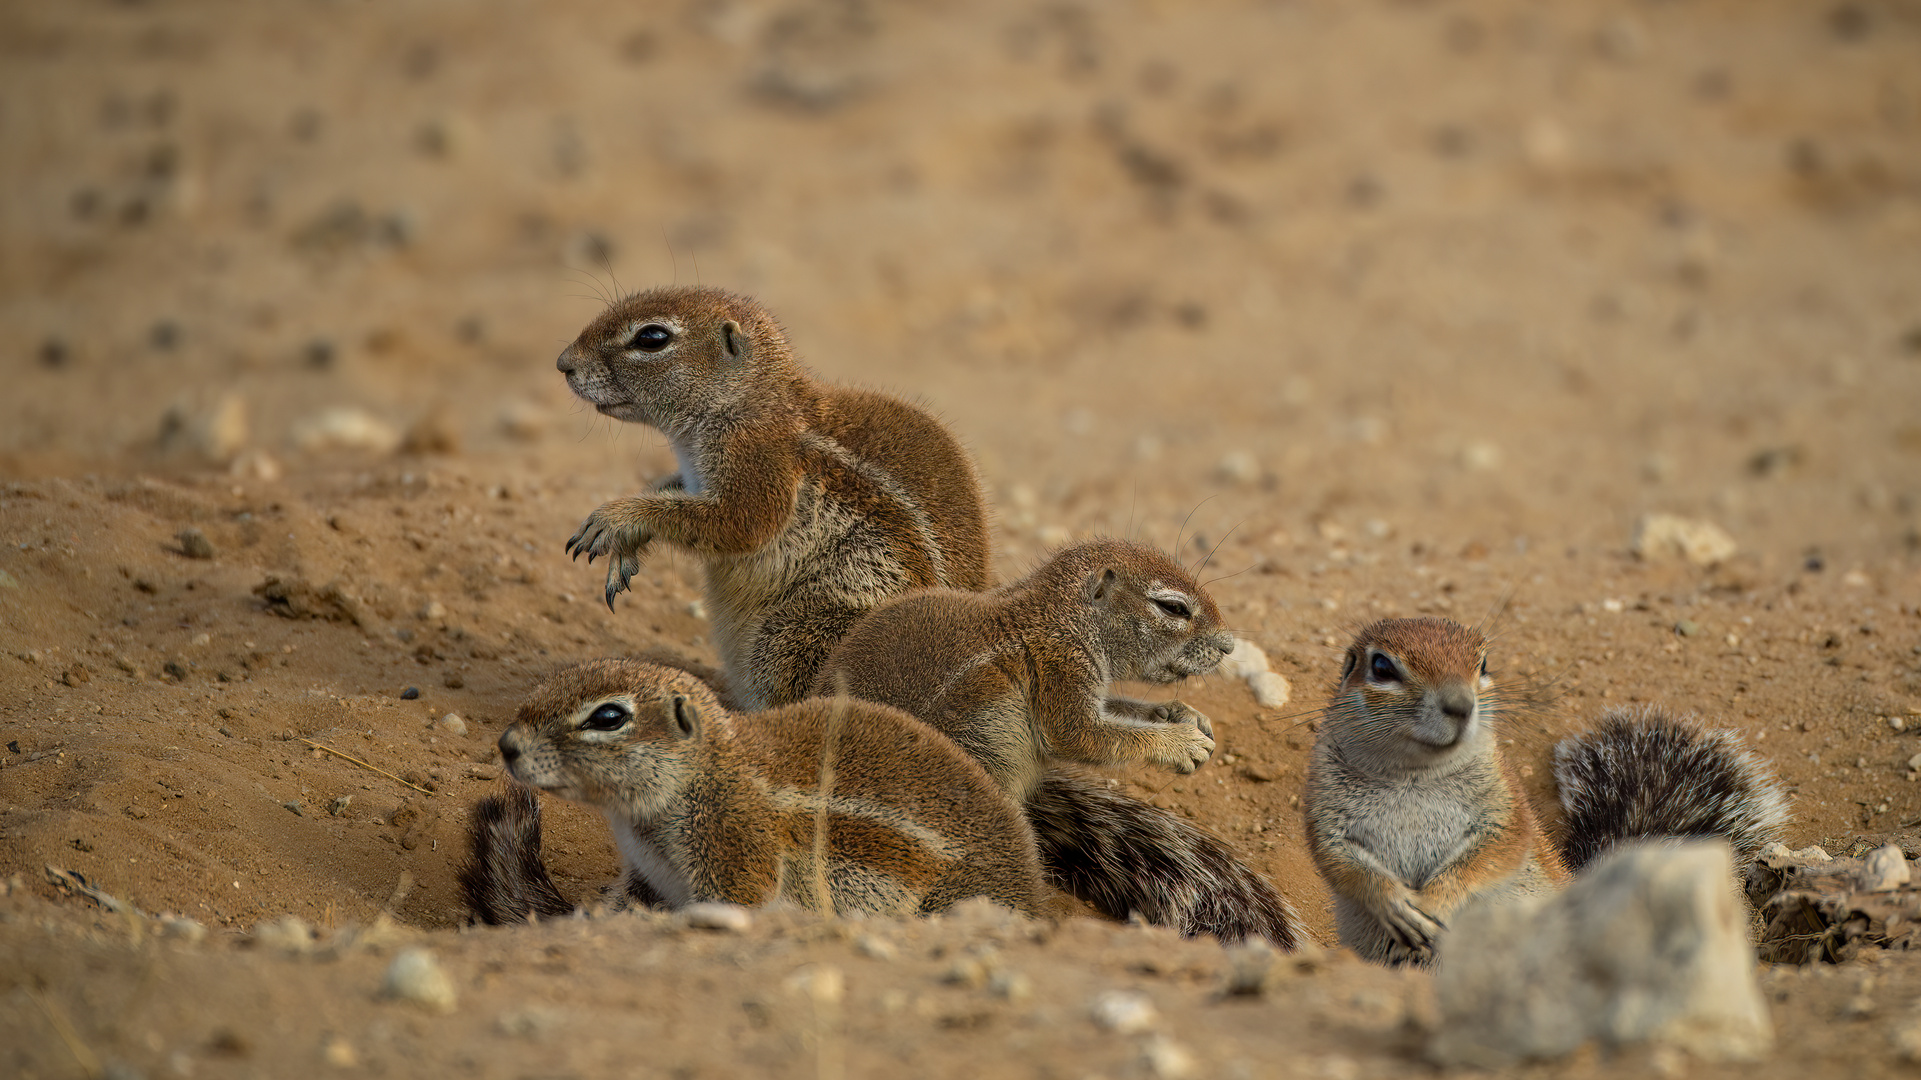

497,731,521,763
556,347,576,374
1437,683,1475,721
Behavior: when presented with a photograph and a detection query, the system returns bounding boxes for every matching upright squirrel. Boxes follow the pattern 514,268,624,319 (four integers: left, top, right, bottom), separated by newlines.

552,286,1296,946
556,285,988,711
1305,616,1788,966
817,538,1303,948
462,659,1048,923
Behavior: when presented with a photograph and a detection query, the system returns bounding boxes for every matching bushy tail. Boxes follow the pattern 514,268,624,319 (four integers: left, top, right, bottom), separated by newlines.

1026,771,1302,949
1552,706,1789,874
460,784,575,924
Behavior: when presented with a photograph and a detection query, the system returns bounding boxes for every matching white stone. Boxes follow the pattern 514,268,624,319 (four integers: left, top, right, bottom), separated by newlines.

437,713,468,737
384,948,457,1013
1217,451,1260,485
1859,845,1912,892
1430,841,1771,1066
1631,514,1737,567
681,902,752,932
1091,990,1158,1034
293,407,402,455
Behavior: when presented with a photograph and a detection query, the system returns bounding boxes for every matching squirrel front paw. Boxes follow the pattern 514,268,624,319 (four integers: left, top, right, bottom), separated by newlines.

565,501,655,610
1152,701,1216,773
1378,892,1446,958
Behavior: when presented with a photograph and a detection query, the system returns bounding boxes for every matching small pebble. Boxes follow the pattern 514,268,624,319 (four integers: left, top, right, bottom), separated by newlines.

437,713,468,737
680,902,752,932
989,970,1032,1002
176,528,216,559
855,935,897,961
1674,619,1700,637
384,948,457,1013
251,914,316,953
1091,990,1158,1033
1217,451,1260,485
1860,845,1912,892
418,601,446,621
282,800,304,816
328,795,353,816
322,1036,357,1069
1223,940,1278,996
400,686,420,700
159,915,207,943
1142,1035,1198,1080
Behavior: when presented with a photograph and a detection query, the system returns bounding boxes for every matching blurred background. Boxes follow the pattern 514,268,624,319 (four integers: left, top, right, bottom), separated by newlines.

2,0,1918,563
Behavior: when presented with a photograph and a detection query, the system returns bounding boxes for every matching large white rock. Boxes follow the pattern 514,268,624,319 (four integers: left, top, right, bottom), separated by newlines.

1429,841,1771,1067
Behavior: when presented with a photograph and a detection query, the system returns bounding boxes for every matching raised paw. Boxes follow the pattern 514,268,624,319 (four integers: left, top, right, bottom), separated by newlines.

563,501,653,608
1152,700,1215,740
1153,704,1216,774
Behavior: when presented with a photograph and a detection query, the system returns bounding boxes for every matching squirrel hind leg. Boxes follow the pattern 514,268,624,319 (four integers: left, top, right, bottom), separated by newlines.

1552,705,1790,874
1027,771,1303,949
461,785,576,924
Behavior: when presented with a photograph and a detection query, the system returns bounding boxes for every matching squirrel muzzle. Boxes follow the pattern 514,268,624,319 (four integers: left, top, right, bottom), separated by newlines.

1411,680,1478,748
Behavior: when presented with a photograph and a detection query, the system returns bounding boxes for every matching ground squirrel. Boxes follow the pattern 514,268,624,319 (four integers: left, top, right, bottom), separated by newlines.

817,538,1303,947
461,659,1047,923
556,285,988,711
1306,617,1788,966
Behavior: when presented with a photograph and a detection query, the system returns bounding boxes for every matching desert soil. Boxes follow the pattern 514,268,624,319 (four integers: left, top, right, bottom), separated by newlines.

2,1,1920,1077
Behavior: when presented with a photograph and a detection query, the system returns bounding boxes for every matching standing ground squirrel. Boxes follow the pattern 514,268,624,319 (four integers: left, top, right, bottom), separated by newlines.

1306,617,1788,966
818,538,1303,947
461,659,1047,923
557,286,988,711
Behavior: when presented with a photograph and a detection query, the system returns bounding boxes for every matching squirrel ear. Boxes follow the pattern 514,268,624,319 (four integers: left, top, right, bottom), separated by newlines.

1082,567,1117,604
720,320,746,362
1339,650,1358,685
668,694,701,740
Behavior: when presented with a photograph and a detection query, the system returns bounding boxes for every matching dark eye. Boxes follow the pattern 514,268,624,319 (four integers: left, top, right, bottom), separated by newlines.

580,702,631,731
1369,652,1399,683
1152,597,1192,620
628,324,673,352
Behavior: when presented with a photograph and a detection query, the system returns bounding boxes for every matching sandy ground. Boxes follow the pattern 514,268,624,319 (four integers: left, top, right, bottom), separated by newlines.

2,0,1919,1076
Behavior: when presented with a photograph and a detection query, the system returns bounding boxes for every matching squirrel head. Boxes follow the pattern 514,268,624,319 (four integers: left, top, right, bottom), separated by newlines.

1045,538,1234,684
555,286,800,435
1326,617,1493,773
497,659,729,822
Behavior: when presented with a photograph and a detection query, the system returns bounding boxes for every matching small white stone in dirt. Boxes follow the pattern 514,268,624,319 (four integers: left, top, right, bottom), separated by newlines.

686,600,707,620
680,902,752,932
293,407,403,455
190,632,212,647
159,915,207,944
1907,752,1921,772
1247,671,1291,709
1893,1016,1921,1062
1631,514,1737,567
229,448,282,481
1217,451,1260,485
322,1036,357,1069
1859,845,1912,893
786,964,845,1005
1789,845,1833,863
496,1006,560,1040
990,970,1032,1002
417,601,447,621
1892,717,1907,733
1091,990,1157,1033
251,914,317,954
855,934,897,961
436,713,468,737
1142,1035,1197,1080
1458,442,1501,471
384,948,456,1013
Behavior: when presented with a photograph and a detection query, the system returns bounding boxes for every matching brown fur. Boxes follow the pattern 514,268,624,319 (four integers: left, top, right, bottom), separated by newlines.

816,539,1303,947
557,286,989,711
464,659,1047,923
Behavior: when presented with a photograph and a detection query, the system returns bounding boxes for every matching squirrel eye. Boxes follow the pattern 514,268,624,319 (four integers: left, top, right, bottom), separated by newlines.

628,324,673,352
1152,597,1192,620
580,703,632,731
1368,652,1399,683
1480,658,1489,679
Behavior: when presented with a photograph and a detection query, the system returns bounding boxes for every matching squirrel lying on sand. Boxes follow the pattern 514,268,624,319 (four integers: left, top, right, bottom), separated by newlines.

818,538,1302,948
462,659,1048,923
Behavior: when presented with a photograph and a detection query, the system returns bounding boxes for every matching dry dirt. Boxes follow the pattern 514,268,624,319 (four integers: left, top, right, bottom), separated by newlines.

3,1,1920,1077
